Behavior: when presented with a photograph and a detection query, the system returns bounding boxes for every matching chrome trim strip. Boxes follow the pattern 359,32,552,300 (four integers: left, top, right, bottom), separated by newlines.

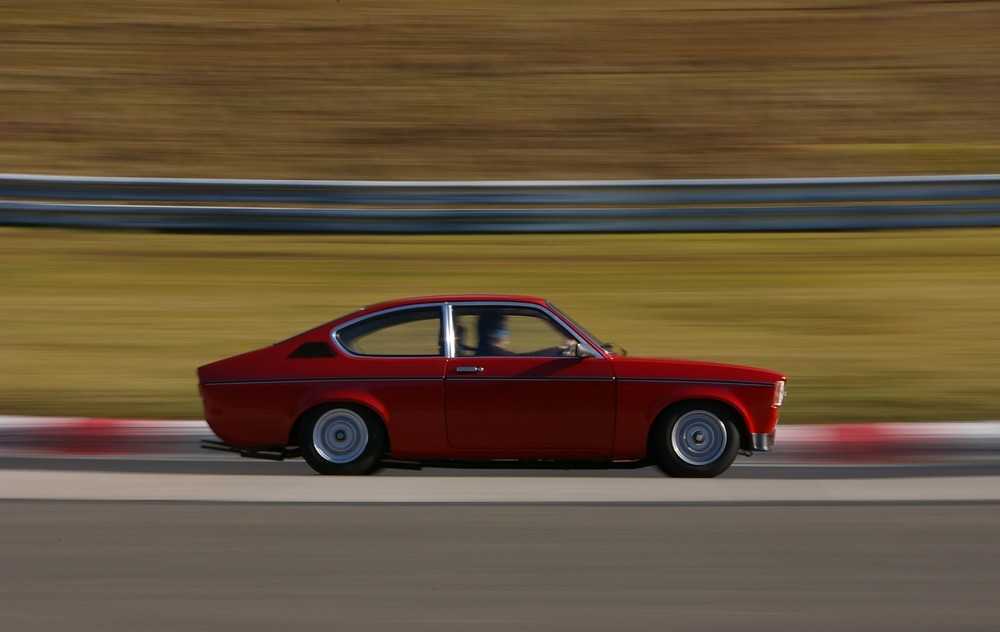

203,377,444,386
204,375,616,386
447,376,615,382
751,431,775,452
619,378,775,388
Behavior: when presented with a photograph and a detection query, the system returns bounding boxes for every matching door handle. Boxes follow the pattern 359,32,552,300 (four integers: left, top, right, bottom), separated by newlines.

455,366,485,373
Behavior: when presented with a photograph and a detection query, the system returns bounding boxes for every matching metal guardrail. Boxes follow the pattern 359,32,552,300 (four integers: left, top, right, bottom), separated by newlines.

2,173,1000,233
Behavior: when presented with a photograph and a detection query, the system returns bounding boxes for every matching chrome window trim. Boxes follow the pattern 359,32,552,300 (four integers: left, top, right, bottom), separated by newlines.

329,300,609,360
442,303,457,359
444,300,609,359
330,303,448,359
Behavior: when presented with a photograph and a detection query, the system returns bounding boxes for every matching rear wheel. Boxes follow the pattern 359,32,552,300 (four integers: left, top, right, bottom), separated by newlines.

651,404,739,478
300,406,384,475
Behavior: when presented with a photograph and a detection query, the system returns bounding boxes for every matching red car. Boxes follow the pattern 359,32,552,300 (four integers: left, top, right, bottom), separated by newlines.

198,295,785,477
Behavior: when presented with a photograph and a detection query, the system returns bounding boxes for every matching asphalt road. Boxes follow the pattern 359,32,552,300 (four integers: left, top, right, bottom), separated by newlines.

2,455,1000,630
3,500,999,631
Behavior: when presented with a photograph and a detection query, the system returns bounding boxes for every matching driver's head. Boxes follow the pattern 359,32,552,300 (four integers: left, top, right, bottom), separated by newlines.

477,310,508,345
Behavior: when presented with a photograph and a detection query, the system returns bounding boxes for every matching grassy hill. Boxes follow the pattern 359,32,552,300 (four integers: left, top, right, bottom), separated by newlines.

2,0,999,180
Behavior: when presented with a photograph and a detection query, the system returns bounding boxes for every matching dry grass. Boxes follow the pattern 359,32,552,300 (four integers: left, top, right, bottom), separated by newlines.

2,227,998,423
2,1,1000,179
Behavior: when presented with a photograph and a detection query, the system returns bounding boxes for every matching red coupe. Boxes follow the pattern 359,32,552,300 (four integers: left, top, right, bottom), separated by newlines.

198,295,785,477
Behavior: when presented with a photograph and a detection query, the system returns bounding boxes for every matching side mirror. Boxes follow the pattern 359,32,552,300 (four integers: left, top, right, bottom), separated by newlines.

575,342,600,359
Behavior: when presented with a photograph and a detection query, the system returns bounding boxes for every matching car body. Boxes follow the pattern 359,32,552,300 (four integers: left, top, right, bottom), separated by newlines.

198,295,785,477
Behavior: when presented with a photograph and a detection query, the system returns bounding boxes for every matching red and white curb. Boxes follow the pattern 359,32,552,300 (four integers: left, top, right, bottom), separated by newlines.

0,417,211,456
775,421,1000,461
1,416,998,461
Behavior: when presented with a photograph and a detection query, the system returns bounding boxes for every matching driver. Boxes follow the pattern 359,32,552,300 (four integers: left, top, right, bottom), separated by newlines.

474,310,579,357
475,310,514,356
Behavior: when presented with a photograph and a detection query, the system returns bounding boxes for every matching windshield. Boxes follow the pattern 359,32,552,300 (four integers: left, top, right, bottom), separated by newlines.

547,302,606,349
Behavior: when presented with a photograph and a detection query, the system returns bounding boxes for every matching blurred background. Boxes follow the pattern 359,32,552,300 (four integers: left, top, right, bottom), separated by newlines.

4,0,1000,179
1,0,998,423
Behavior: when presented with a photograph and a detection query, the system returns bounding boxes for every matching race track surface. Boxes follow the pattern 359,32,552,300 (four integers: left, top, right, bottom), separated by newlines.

2,416,999,631
3,452,1000,631
3,499,999,632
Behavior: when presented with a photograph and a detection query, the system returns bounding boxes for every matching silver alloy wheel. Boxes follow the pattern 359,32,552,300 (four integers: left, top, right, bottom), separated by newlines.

670,409,728,466
312,408,369,464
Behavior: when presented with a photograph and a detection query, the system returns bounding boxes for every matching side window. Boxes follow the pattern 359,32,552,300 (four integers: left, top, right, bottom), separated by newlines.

454,306,574,357
336,307,443,357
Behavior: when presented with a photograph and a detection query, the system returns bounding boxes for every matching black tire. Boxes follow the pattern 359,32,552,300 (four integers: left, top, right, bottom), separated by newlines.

299,405,384,475
651,403,740,478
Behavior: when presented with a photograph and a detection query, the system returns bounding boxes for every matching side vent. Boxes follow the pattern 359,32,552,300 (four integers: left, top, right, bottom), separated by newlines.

289,342,336,359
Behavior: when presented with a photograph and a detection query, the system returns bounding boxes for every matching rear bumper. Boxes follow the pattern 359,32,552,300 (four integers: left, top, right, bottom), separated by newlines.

751,431,775,452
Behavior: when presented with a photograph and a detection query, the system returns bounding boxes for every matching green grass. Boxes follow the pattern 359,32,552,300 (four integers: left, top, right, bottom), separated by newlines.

2,227,998,423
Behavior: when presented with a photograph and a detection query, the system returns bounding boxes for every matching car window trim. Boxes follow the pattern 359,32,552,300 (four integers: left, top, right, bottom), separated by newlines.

445,301,608,359
329,300,609,360
330,303,448,359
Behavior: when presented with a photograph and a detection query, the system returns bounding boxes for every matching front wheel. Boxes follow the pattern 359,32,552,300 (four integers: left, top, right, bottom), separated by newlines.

300,406,384,475
651,404,740,478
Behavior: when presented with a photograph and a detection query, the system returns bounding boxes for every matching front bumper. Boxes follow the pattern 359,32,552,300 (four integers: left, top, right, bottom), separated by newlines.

751,431,775,452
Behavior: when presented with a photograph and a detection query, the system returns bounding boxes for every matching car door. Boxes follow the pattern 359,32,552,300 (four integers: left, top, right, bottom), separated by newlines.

445,304,616,454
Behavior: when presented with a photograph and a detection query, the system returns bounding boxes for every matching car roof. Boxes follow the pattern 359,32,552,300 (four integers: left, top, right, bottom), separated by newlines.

358,295,550,313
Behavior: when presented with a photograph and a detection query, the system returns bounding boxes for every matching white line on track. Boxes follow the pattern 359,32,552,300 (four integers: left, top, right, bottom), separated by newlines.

4,470,1000,503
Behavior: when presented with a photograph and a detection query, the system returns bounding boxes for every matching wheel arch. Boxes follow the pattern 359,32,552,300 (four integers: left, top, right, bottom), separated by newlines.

288,398,391,455
647,397,751,455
